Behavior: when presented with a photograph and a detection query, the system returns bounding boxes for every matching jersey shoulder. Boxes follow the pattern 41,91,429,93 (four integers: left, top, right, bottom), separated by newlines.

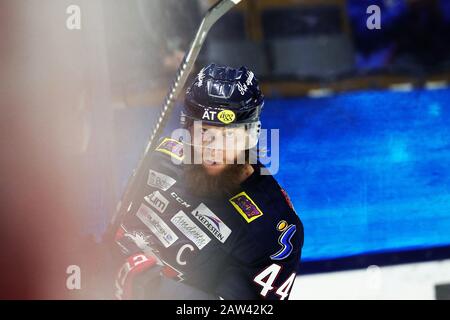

230,165,301,228
153,137,184,162
146,137,185,179
227,166,304,262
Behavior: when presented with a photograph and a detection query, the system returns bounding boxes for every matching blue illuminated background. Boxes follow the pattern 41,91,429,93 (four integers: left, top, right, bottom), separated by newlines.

262,89,450,262
108,88,450,265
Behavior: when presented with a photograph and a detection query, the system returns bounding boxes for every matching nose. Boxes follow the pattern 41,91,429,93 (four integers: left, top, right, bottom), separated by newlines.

202,131,215,145
202,130,224,149
203,145,223,161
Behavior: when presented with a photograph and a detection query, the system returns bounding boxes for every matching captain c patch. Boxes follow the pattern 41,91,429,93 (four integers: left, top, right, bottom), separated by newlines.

155,138,184,161
229,192,264,223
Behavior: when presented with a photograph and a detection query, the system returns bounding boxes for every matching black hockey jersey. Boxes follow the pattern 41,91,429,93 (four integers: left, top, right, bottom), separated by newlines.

112,138,304,300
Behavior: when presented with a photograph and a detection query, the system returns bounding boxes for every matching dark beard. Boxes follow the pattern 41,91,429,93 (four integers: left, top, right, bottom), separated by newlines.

183,164,246,198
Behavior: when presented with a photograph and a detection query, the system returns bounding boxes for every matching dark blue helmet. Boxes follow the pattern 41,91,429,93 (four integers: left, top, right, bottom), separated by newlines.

182,64,264,127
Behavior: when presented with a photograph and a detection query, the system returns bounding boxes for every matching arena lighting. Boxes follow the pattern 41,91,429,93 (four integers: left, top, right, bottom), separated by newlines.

307,88,334,98
425,81,448,90
389,83,414,92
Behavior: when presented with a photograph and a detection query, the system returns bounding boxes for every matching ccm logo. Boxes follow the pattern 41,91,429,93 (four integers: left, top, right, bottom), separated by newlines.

171,192,190,208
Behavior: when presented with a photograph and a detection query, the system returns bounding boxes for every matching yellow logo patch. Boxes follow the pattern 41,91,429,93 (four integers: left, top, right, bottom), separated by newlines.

229,191,264,223
217,110,236,124
155,138,184,161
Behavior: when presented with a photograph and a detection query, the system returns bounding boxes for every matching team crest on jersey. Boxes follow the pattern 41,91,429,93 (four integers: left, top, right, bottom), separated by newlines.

155,138,184,161
229,192,264,223
270,220,297,261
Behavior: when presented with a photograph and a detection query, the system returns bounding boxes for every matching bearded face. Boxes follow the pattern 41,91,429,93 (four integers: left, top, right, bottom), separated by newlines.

183,162,246,198
182,123,254,197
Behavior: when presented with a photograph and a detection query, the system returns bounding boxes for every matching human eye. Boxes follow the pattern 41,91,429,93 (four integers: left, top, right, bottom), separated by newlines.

224,130,235,138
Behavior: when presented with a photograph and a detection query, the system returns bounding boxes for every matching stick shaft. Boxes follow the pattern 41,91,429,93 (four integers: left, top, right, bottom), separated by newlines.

112,0,242,224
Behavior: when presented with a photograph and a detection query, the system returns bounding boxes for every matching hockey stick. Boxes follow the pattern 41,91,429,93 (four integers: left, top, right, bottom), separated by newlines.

111,0,243,225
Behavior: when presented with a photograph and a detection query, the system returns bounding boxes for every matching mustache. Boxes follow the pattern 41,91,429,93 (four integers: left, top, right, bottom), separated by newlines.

183,163,246,198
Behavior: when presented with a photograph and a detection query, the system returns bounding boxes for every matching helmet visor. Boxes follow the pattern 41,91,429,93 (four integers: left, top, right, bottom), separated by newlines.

181,120,261,151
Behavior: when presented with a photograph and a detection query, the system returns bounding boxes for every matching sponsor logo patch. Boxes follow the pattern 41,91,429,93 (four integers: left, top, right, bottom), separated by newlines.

217,110,236,124
170,192,191,209
155,138,184,161
202,109,217,121
144,190,169,214
147,169,176,191
191,203,232,243
170,211,211,250
270,221,297,261
136,203,178,248
229,192,264,223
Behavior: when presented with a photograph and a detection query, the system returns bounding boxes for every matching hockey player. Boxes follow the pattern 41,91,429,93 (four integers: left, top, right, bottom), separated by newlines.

111,64,304,300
